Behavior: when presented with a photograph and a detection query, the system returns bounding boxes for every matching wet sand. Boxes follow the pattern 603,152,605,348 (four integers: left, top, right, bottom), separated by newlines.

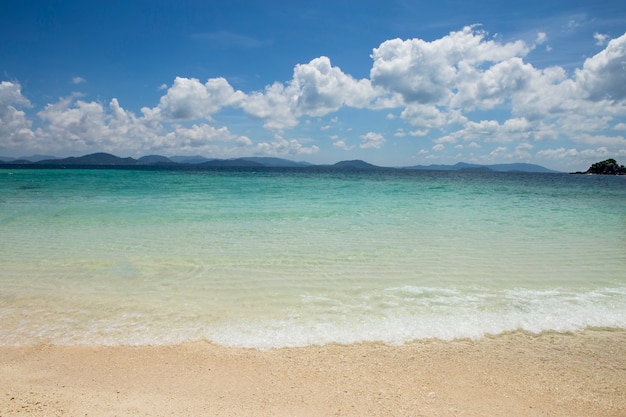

1,330,625,416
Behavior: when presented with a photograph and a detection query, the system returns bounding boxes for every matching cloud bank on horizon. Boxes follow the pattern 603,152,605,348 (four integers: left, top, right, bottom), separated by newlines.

1,7,626,172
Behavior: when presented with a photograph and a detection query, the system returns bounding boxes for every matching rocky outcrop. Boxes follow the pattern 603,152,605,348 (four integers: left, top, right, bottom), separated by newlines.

580,159,626,175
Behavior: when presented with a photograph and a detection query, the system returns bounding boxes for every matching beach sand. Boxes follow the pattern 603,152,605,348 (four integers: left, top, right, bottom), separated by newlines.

1,330,625,416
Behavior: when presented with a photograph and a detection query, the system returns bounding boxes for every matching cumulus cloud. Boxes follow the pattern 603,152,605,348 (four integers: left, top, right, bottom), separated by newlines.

241,56,378,129
370,26,530,105
535,32,548,45
573,133,626,147
537,147,579,159
434,116,559,148
165,124,252,151
293,56,378,114
241,82,300,129
0,80,316,158
367,27,625,154
14,93,253,157
514,142,533,158
36,96,157,153
255,134,320,156
157,77,245,120
400,103,447,130
594,32,609,46
0,81,36,148
360,132,386,149
489,146,507,157
333,139,354,151
0,81,30,107
537,146,626,167
576,33,626,102
452,57,536,110
507,66,576,119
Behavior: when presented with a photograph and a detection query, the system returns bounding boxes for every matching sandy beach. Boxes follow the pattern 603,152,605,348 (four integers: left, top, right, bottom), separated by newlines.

1,330,624,416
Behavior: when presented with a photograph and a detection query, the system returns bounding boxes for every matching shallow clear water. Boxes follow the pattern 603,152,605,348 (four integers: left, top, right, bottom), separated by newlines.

1,168,625,348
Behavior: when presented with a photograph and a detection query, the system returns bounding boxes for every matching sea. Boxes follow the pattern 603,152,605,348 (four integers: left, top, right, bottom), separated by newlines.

1,167,625,349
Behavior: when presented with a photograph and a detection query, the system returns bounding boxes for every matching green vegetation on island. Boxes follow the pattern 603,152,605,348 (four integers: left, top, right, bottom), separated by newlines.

576,159,626,175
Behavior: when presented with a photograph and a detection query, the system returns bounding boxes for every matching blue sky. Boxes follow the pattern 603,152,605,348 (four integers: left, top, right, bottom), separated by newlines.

1,0,625,170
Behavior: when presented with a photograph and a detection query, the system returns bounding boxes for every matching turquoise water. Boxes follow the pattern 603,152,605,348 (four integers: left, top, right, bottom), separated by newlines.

1,168,625,348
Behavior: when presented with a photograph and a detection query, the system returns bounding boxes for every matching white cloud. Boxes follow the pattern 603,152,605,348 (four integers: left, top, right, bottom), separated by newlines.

433,116,558,147
394,129,406,137
489,146,507,157
241,82,299,129
452,57,536,110
0,81,31,110
255,134,320,156
0,81,36,149
157,77,245,120
464,119,500,138
507,67,577,119
168,124,252,148
535,32,548,45
594,32,609,46
370,26,530,105
409,129,429,137
502,117,530,133
37,97,159,154
37,97,108,150
292,56,378,114
573,133,626,147
241,56,378,129
26,93,254,157
514,142,533,158
534,146,626,169
400,103,446,131
537,147,579,159
367,28,625,158
575,32,626,102
72,77,86,85
360,131,386,149
333,139,354,150
580,147,611,158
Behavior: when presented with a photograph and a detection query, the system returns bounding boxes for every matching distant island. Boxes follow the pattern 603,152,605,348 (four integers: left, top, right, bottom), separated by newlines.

0,152,560,173
573,159,626,175
401,161,558,173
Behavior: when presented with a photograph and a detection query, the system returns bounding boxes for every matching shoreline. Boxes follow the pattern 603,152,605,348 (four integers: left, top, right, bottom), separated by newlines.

2,329,625,416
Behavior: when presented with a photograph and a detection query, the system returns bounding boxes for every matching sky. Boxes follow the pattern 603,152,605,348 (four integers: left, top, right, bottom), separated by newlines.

1,0,626,171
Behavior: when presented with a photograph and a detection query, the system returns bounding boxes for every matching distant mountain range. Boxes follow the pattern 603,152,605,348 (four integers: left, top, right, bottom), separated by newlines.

403,161,559,173
0,152,560,173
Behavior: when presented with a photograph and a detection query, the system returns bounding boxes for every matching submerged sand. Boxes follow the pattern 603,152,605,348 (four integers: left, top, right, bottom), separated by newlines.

1,330,625,416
